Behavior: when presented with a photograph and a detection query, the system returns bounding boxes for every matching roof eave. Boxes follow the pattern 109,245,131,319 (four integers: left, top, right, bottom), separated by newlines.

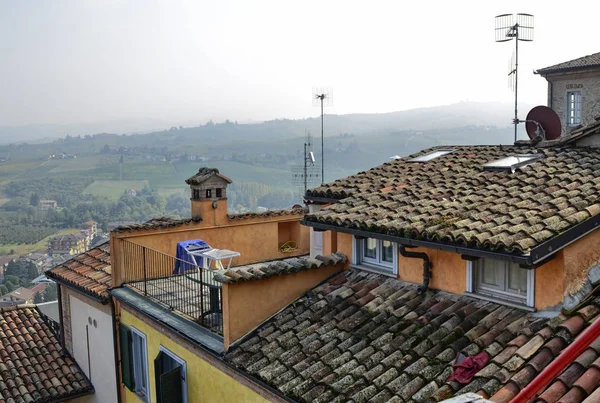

45,273,109,304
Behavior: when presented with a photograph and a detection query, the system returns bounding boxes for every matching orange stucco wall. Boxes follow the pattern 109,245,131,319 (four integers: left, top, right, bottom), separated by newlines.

111,217,309,285
534,251,564,310
223,265,343,349
331,229,574,310
563,230,600,296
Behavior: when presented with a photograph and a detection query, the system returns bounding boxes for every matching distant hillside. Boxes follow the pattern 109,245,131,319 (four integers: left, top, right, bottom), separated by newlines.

0,101,530,146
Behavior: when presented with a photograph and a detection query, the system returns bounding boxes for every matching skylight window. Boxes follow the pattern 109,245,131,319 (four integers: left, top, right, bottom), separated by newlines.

408,149,453,162
482,154,543,171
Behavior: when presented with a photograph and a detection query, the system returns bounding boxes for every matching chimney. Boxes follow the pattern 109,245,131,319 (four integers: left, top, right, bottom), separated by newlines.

185,168,232,226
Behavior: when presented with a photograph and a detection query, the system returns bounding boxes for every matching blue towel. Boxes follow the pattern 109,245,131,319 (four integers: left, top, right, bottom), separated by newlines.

174,239,210,274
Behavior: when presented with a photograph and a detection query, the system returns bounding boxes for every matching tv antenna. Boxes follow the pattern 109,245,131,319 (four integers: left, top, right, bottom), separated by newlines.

291,131,320,195
495,13,534,143
313,87,332,185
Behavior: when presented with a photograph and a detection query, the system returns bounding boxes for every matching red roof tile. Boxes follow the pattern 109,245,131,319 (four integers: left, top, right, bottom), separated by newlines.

46,243,111,302
0,305,93,401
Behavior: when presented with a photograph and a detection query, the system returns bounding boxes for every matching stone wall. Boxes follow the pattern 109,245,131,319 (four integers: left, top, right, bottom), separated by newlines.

545,70,600,135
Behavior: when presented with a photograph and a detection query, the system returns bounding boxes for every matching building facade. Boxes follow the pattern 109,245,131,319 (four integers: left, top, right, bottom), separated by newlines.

536,52,600,136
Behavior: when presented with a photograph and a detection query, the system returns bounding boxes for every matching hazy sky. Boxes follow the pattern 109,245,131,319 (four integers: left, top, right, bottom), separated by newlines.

0,0,598,126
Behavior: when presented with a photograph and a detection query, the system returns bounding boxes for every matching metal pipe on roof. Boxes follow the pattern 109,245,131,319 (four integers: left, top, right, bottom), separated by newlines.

512,314,600,402
399,246,433,294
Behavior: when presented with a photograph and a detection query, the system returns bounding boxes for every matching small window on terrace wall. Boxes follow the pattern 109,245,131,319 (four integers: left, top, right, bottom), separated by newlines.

353,236,398,276
466,258,534,308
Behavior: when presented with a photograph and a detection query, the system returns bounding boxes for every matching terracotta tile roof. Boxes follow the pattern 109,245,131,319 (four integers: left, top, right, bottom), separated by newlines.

213,253,346,284
304,145,600,255
185,167,233,185
111,217,202,232
227,207,307,220
46,243,111,302
0,305,93,402
536,52,600,75
225,269,600,403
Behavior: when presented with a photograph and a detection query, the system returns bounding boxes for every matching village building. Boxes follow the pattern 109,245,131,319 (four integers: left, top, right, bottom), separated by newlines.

0,305,94,402
0,283,46,306
82,220,98,238
47,233,89,256
45,241,117,403
536,52,600,136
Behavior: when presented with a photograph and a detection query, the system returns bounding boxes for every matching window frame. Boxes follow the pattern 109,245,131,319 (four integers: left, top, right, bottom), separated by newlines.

352,236,398,276
566,90,582,127
130,326,150,402
158,346,188,403
466,259,534,308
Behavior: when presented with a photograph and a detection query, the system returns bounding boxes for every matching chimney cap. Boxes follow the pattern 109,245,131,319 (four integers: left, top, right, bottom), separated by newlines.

185,167,233,186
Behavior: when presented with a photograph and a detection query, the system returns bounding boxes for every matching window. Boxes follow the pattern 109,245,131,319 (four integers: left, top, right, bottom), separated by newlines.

119,325,150,401
466,258,534,307
353,236,397,275
216,188,222,198
482,154,543,171
567,91,582,126
155,347,187,403
192,189,200,200
409,149,453,162
205,189,212,198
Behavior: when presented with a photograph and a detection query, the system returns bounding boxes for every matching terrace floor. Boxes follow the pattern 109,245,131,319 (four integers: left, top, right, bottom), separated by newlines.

128,269,223,334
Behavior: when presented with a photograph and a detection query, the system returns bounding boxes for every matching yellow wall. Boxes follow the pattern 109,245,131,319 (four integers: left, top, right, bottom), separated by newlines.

119,309,272,403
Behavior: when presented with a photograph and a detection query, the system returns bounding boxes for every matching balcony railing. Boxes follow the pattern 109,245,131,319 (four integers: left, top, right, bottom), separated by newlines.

121,240,223,335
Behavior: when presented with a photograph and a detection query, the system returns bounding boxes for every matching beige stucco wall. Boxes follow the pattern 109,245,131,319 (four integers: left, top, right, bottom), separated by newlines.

544,69,600,135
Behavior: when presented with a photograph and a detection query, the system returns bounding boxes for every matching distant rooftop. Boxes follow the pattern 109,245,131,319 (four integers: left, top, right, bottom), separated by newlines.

536,52,600,75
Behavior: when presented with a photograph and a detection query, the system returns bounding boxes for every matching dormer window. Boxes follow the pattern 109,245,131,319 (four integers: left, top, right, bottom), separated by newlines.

206,189,212,198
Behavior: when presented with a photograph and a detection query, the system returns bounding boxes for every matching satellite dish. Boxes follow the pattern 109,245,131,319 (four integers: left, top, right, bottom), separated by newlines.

526,106,562,140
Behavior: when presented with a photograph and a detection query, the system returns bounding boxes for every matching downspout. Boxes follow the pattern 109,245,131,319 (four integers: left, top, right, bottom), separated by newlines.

109,296,123,403
512,314,600,403
57,285,65,352
399,246,433,294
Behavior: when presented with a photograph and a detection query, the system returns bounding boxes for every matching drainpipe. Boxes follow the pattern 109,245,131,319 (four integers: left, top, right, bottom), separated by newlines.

57,285,65,352
399,246,433,294
512,314,600,403
109,296,123,403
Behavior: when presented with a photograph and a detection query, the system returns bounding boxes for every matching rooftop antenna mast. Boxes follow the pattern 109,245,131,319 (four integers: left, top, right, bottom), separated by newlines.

313,87,333,185
495,13,534,143
291,131,320,196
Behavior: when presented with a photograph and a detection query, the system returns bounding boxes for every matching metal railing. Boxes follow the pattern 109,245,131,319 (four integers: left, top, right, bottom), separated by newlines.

121,240,223,334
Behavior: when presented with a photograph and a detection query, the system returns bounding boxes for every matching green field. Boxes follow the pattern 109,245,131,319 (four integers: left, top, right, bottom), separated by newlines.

83,180,149,200
0,228,81,255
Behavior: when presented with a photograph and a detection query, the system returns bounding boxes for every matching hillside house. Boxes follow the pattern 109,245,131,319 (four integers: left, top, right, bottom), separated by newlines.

536,52,600,136
40,199,58,210
46,242,117,403
0,305,94,402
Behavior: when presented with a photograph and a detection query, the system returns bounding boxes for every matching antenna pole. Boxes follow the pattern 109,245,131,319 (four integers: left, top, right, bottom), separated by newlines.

320,96,324,185
514,23,519,143
303,140,308,194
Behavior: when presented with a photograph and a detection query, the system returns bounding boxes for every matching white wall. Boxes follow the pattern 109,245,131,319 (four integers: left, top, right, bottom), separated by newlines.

69,295,117,403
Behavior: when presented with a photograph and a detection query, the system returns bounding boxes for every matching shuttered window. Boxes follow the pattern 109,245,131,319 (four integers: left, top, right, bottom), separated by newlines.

131,327,149,401
155,348,186,403
119,324,134,391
